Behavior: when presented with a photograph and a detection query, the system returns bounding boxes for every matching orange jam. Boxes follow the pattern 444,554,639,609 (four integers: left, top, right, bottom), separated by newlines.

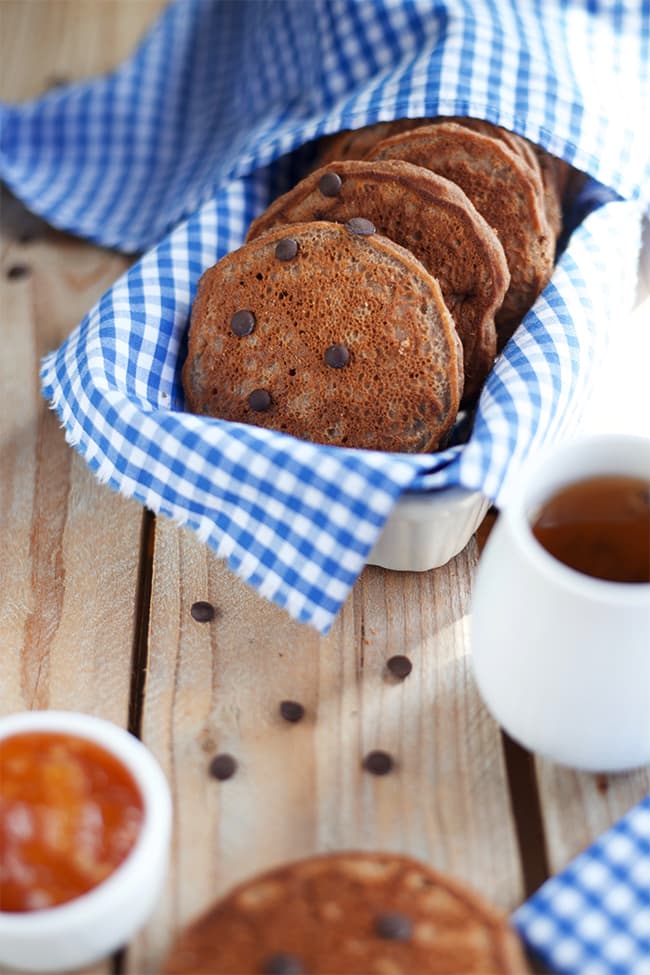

0,731,144,912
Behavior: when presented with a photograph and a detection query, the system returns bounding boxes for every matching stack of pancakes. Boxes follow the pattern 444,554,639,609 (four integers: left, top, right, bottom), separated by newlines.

183,117,569,453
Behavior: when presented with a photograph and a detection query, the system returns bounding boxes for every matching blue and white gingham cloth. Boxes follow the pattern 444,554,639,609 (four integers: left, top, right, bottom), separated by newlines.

1,0,648,631
514,793,650,975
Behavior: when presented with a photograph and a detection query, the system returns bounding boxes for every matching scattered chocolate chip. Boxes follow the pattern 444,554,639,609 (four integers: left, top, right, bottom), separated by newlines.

386,655,412,679
6,264,31,280
0,184,48,242
209,753,237,781
374,912,413,941
345,217,375,236
279,700,305,723
45,75,70,90
190,600,215,622
318,171,342,197
248,388,272,412
231,309,256,336
260,954,304,975
275,237,298,261
362,750,394,775
324,343,350,368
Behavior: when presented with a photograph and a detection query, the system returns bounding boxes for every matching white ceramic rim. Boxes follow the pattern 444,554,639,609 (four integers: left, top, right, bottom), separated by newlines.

395,484,485,514
0,710,172,935
506,433,650,607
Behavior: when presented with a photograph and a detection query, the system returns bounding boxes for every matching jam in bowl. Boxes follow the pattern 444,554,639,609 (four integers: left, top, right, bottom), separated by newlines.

0,710,172,971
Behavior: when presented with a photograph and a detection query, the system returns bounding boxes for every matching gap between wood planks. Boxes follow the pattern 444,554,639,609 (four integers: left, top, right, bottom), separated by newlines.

112,508,156,975
128,508,156,739
501,732,551,897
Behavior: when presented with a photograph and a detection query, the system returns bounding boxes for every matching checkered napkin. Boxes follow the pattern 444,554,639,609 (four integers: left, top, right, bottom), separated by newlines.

514,793,650,975
1,1,648,631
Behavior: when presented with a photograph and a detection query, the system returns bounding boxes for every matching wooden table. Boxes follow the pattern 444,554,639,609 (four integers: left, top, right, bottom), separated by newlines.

1,3,649,973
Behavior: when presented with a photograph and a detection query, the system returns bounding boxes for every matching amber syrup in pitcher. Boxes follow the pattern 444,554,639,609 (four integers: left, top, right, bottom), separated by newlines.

531,475,650,583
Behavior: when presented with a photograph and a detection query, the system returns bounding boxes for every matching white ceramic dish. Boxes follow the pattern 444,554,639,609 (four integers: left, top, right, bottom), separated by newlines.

471,433,650,772
367,487,490,571
0,710,172,972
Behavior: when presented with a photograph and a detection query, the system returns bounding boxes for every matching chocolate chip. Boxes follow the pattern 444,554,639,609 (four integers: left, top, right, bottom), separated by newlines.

190,600,215,622
318,171,342,197
362,750,394,775
18,230,42,244
374,912,413,941
275,237,298,261
6,264,31,280
345,217,375,236
248,388,272,412
45,75,70,90
209,753,237,781
260,954,304,975
324,343,349,368
386,655,412,679
279,700,305,723
231,309,256,336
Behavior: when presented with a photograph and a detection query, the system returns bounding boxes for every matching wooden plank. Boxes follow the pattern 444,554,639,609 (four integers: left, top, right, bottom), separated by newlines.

131,522,523,972
0,4,165,973
0,210,145,975
0,0,168,101
536,763,650,874
0,0,155,719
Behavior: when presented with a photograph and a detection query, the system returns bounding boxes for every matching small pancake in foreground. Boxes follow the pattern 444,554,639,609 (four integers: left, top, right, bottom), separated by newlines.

246,159,509,403
365,121,555,342
163,851,530,975
183,221,462,453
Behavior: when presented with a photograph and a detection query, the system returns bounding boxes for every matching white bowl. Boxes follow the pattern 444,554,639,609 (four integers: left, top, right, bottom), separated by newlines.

367,487,490,571
0,710,172,972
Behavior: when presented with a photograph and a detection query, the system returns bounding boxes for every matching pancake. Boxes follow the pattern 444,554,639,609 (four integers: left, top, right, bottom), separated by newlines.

316,118,427,164
319,117,565,246
365,121,555,342
442,118,564,243
246,158,509,402
183,220,463,453
532,146,570,239
163,851,530,975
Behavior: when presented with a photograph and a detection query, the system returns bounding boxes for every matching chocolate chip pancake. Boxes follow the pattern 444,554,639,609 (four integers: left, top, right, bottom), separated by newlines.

183,220,463,453
365,121,555,342
246,159,509,403
317,118,427,165
441,117,564,242
163,852,530,975
318,117,564,241
532,146,570,239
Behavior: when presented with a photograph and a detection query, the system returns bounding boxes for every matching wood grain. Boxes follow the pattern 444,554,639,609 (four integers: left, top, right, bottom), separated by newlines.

0,0,168,101
0,195,145,975
535,762,650,875
0,1,167,713
129,521,523,973
0,206,145,716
